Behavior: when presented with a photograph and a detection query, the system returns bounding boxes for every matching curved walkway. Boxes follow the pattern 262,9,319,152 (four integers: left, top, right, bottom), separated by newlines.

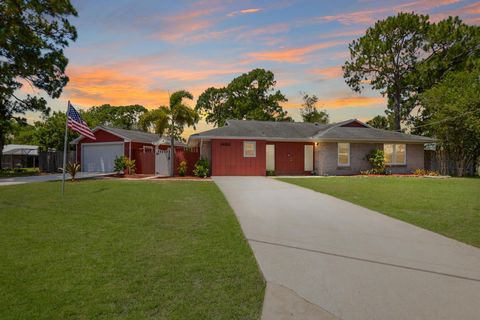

213,176,480,320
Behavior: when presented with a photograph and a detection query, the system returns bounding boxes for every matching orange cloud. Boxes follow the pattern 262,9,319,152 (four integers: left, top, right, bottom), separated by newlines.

228,8,262,17
282,96,386,110
318,96,386,109
64,66,170,108
151,67,244,82
152,20,215,41
430,2,480,23
311,66,343,80
247,40,345,62
148,4,223,42
319,0,460,25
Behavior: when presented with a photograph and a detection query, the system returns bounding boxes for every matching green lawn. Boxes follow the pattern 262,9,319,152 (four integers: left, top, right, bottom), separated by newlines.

278,177,480,247
0,180,264,319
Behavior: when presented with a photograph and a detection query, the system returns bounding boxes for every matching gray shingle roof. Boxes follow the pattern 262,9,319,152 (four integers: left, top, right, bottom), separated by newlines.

316,126,434,143
100,126,161,143
71,126,185,146
191,120,332,139
101,126,185,146
190,119,434,143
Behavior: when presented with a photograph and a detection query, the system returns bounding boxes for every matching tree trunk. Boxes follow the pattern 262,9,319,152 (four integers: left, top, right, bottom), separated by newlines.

0,125,4,170
170,120,175,177
393,90,401,131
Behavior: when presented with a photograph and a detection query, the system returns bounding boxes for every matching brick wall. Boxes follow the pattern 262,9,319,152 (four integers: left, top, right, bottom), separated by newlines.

315,142,424,175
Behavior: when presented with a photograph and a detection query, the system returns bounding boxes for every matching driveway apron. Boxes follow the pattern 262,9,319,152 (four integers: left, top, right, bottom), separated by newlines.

213,176,480,320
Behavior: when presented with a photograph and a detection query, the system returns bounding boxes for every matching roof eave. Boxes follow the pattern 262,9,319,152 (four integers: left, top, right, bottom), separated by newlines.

189,135,434,144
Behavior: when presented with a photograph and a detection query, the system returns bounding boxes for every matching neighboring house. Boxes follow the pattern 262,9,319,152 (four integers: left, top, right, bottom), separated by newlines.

188,119,434,176
71,126,185,174
1,144,39,169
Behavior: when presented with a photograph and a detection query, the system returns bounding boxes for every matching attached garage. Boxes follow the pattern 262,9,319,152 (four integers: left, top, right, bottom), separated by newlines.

71,126,185,174
82,142,124,172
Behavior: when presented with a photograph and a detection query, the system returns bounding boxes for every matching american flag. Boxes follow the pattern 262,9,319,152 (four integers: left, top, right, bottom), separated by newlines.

67,102,96,140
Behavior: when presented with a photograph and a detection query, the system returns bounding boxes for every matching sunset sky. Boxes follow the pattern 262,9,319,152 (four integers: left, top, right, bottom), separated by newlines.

24,0,480,135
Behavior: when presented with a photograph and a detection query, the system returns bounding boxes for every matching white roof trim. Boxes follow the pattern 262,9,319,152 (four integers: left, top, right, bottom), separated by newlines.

70,126,129,144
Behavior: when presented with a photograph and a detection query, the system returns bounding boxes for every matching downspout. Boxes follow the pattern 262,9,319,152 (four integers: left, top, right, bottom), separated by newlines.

128,141,132,160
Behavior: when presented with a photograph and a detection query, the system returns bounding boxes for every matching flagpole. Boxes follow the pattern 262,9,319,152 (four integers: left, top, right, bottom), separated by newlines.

61,101,69,196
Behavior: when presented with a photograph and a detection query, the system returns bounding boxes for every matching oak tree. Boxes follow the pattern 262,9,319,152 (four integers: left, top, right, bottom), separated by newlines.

0,0,77,168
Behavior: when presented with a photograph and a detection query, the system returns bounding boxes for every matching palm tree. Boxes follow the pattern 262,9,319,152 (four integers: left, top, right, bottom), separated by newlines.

139,90,199,176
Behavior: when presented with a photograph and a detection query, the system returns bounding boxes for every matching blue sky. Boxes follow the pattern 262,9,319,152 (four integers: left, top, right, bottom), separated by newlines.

23,0,480,135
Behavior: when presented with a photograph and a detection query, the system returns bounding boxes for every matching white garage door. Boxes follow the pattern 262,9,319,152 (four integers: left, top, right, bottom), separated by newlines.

82,142,124,173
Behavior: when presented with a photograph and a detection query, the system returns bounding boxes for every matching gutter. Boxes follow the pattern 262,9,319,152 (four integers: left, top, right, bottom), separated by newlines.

188,135,434,144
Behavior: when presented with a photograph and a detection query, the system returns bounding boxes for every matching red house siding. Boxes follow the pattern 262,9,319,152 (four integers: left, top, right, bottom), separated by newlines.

131,142,155,174
76,129,124,163
211,139,266,176
174,148,200,176
269,141,314,175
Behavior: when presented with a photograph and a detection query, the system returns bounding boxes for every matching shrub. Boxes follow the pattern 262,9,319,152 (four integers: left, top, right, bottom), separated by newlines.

178,160,188,176
366,149,386,174
66,162,81,181
266,170,276,176
360,168,392,175
193,158,210,178
114,155,127,174
124,158,136,175
413,168,440,176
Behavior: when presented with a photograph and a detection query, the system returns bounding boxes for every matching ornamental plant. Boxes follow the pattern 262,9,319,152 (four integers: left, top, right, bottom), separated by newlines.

66,162,81,181
178,160,188,176
366,149,386,174
193,158,210,178
114,155,126,174
124,159,136,175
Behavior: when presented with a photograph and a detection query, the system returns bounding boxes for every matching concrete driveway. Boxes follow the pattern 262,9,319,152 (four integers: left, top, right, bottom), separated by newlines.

0,172,111,186
213,176,480,320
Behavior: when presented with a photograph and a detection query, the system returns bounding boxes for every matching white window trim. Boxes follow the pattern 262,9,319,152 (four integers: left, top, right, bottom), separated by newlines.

243,141,256,158
337,143,350,167
384,144,407,165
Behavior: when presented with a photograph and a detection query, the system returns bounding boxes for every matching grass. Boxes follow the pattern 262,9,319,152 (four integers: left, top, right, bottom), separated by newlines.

278,177,480,247
0,180,264,319
0,167,39,178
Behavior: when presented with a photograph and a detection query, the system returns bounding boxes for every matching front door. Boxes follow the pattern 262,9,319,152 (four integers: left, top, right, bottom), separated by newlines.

304,145,313,172
266,144,275,172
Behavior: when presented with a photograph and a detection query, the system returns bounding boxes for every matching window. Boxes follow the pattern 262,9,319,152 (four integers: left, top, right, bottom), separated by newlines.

243,141,256,157
384,144,406,165
337,143,350,166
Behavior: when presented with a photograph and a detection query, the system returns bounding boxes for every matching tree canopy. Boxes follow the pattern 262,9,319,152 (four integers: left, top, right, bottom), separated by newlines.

34,112,79,151
299,93,329,124
139,90,199,176
343,13,480,131
195,69,291,127
81,104,148,130
0,0,77,167
419,66,480,176
366,115,393,130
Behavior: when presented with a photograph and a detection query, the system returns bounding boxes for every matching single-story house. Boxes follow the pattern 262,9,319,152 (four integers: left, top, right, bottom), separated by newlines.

188,119,435,176
71,126,185,174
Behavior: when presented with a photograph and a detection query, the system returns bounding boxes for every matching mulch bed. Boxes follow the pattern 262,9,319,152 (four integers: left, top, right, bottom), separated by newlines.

107,174,211,181
153,176,211,181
